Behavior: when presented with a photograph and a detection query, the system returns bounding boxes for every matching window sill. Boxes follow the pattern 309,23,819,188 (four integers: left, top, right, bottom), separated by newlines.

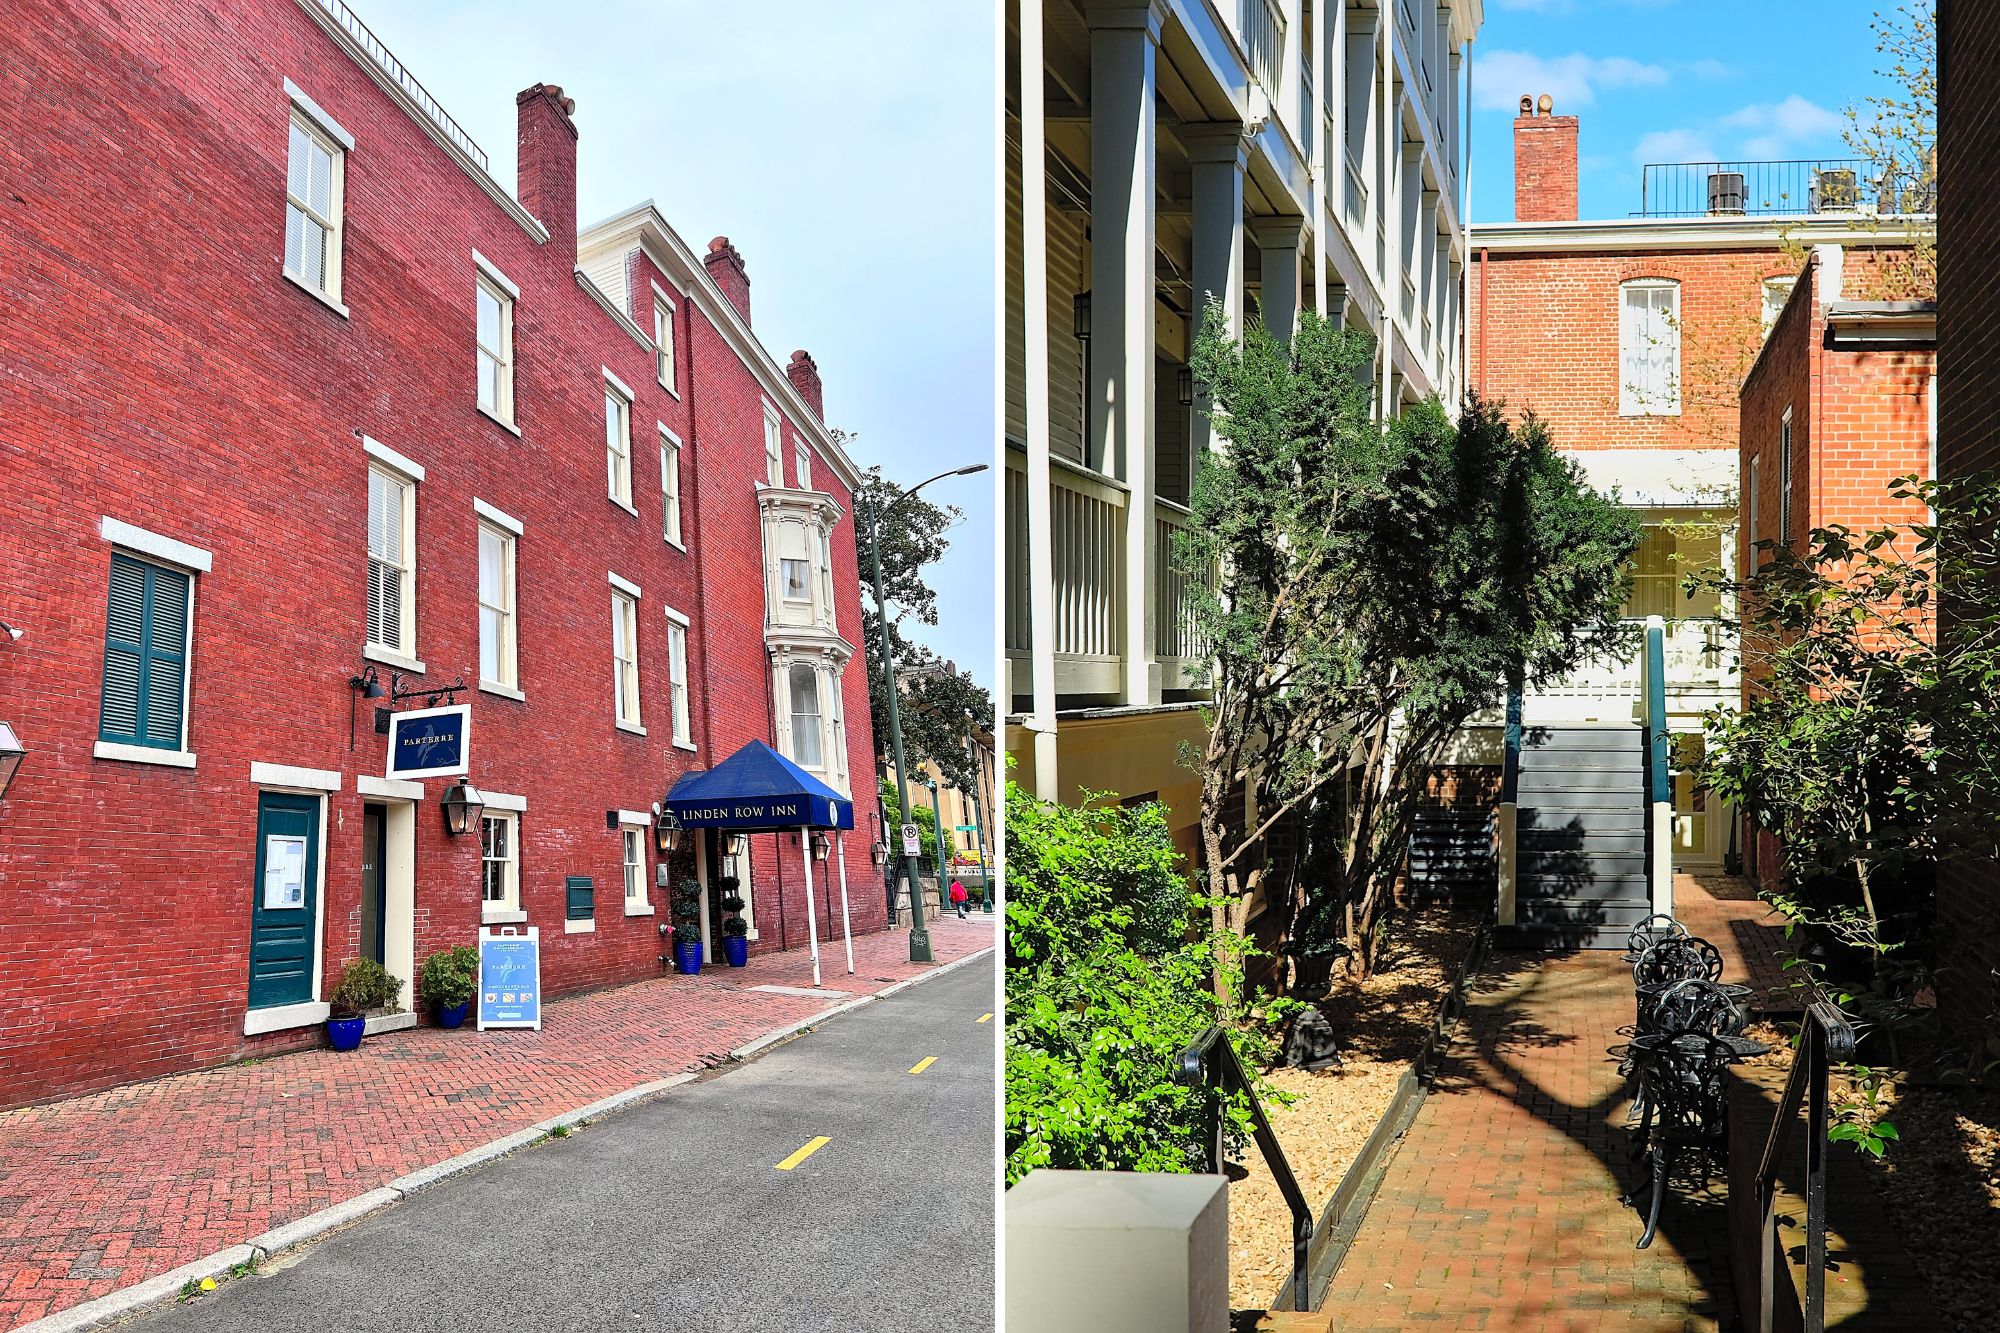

479,680,526,702
659,378,680,401
282,268,349,319
364,645,425,674
482,907,528,924
477,403,522,437
673,738,698,754
94,740,197,769
564,917,596,935
624,902,655,917
610,496,640,518
1619,407,1683,418
615,720,647,737
244,1000,329,1035
664,536,687,553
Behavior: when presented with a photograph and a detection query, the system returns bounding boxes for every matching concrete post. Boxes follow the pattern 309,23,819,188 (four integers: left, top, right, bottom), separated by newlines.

1006,1170,1229,1333
1252,219,1305,346
1021,0,1060,798
1183,125,1246,461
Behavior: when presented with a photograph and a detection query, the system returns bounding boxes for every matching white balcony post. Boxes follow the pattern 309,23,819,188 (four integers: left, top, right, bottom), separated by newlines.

1087,0,1164,707
1252,219,1304,347
1022,0,1060,797
1310,0,1329,320
1184,125,1246,462
1006,1170,1229,1333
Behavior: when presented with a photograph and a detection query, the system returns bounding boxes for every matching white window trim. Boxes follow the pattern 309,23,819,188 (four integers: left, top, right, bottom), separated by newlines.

474,272,515,425
282,105,346,308
1618,279,1682,418
477,518,518,694
664,605,694,751
604,378,634,510
602,365,636,401
651,283,680,398
480,808,521,920
472,249,521,299
660,424,685,550
781,558,813,604
611,585,642,733
99,517,214,573
763,402,784,487
283,269,350,320
482,789,528,813
249,762,341,791
245,1000,331,1036
356,774,425,801
794,439,812,491
363,436,425,482
366,459,419,664
608,571,642,599
93,740,197,769
364,644,426,674
98,524,203,760
473,498,523,535
621,822,654,915
283,79,355,150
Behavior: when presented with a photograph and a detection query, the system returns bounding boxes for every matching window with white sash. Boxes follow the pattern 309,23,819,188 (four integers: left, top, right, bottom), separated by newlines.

1619,280,1680,416
661,430,683,545
285,114,343,301
787,663,823,769
665,610,692,748
481,812,518,912
606,385,633,507
1779,409,1794,547
795,442,812,491
367,466,415,653
763,404,783,486
612,587,640,729
654,292,677,391
476,275,514,422
477,521,516,689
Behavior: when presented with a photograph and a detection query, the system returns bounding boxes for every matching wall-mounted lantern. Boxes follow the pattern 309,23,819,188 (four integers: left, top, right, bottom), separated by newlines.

870,841,888,868
440,781,485,836
1072,290,1091,342
656,809,682,855
1178,365,1195,407
723,832,746,857
0,722,23,801
811,831,832,862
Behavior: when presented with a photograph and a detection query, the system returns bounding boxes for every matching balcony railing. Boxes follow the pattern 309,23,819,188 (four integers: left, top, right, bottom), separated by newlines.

1241,0,1285,98
1634,159,1934,219
1531,618,1737,700
1345,151,1368,232
308,0,490,170
1155,501,1212,668
1004,449,1125,662
1299,70,1315,163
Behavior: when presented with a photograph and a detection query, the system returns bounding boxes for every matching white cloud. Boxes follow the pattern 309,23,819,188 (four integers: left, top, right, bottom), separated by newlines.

1723,95,1846,157
1471,50,1670,113
1633,128,1720,165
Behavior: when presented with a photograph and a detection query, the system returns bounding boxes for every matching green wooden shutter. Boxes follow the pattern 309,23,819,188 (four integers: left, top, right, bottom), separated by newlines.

99,554,190,750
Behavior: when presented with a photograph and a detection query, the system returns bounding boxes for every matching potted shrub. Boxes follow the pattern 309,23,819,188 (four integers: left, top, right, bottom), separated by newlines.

671,877,703,974
327,958,403,1051
718,878,749,968
418,944,479,1029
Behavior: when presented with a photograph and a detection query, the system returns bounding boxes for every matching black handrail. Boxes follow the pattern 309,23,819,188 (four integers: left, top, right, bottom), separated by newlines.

1751,999,1857,1333
1176,1024,1315,1312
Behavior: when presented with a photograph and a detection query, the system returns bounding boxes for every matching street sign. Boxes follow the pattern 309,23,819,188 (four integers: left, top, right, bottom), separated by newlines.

954,824,978,832
386,704,469,779
476,925,541,1030
900,822,921,856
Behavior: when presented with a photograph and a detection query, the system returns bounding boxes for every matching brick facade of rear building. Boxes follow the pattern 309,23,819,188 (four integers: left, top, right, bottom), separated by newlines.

1935,0,2000,1034
0,0,881,1108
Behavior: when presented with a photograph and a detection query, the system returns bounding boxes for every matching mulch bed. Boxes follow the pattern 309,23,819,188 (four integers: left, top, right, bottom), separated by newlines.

1226,906,1485,1311
1860,1080,2000,1332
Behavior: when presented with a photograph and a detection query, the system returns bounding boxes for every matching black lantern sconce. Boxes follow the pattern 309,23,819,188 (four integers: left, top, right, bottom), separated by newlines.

811,831,832,862
870,841,889,868
0,722,24,802
655,809,681,855
440,781,485,836
1178,365,1195,407
1072,290,1092,342
722,832,746,857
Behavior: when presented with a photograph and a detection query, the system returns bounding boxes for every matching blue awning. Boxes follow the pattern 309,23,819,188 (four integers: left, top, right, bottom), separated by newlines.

661,739,855,831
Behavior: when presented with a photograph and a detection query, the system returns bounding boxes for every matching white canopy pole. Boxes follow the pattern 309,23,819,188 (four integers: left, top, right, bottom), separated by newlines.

799,828,822,989
836,830,855,975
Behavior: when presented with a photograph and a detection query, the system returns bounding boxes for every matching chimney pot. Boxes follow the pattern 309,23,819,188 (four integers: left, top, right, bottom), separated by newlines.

1519,94,1533,115
703,236,752,325
1538,93,1554,116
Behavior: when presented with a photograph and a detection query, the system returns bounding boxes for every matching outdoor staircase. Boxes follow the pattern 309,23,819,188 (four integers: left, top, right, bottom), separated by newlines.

1405,809,1497,904
1497,723,1653,949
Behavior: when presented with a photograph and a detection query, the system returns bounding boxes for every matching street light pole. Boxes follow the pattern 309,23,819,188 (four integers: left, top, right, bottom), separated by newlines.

926,777,947,912
866,462,988,963
964,713,992,913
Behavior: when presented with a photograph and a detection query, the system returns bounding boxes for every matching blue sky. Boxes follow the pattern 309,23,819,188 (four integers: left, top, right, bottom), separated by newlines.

354,1,996,682
1468,0,1895,222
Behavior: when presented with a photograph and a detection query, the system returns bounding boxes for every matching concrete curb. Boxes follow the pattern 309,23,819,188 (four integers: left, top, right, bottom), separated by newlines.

18,945,997,1333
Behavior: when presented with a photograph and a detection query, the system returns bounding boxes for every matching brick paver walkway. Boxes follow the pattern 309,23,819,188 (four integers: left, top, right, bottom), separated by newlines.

0,916,994,1330
1673,871,1798,1015
1318,948,1736,1333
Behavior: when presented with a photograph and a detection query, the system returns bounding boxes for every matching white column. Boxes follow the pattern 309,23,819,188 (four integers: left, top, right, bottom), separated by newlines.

1007,1170,1229,1333
799,830,822,989
1252,219,1304,346
1183,125,1245,462
836,830,854,974
1021,0,1060,797
1087,0,1164,707
1310,0,1329,321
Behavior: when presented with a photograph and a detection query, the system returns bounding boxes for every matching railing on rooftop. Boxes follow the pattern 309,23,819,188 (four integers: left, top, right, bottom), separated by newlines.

309,0,490,171
1635,159,1934,219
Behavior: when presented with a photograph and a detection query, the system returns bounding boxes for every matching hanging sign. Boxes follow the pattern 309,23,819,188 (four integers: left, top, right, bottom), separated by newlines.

476,925,541,1031
386,704,470,779
901,823,921,856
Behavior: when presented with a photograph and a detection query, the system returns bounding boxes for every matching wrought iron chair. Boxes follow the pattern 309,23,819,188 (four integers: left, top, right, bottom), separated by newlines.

1626,977,1746,1139
1623,913,1687,962
1625,1032,1735,1249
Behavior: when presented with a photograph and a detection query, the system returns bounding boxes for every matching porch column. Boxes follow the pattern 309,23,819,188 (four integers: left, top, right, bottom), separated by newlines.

1022,0,1060,797
1252,220,1304,347
1086,0,1164,706
1183,125,1246,462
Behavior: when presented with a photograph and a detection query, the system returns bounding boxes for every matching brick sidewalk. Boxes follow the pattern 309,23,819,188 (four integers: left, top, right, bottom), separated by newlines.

0,916,995,1330
1672,871,1799,1015
1317,948,1736,1333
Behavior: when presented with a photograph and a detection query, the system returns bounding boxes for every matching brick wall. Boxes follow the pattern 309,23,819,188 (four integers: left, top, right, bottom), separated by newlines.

0,0,879,1107
1512,102,1579,223
1935,0,2000,1035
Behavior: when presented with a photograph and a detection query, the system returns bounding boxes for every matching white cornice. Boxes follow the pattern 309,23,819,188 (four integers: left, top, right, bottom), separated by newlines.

1470,214,1934,254
577,202,863,492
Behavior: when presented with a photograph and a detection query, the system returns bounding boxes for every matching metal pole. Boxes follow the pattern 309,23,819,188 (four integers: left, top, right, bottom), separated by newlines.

871,510,933,963
965,726,992,913
799,828,821,990
836,831,854,975
927,779,948,914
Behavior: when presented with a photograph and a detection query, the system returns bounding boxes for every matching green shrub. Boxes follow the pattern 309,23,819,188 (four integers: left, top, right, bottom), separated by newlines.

418,945,479,1010
671,877,703,941
1005,778,1273,1185
329,957,403,1017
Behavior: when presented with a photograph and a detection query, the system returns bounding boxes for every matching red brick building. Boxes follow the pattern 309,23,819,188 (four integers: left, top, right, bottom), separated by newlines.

1736,246,1935,891
0,0,881,1107
1936,0,2000,1033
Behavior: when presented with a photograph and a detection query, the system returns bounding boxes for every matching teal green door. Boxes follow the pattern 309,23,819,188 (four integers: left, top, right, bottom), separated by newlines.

248,792,321,1010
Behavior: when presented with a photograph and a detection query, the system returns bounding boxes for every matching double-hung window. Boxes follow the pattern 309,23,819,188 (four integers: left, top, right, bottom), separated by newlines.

605,373,634,509
794,442,812,491
100,553,192,752
623,826,646,910
478,520,517,690
817,528,835,627
782,558,811,603
367,463,416,656
475,255,516,424
1619,280,1680,416
788,663,823,769
1779,409,1795,547
661,428,683,546
284,105,345,304
763,404,783,487
665,608,692,748
611,579,641,731
653,287,677,392
481,811,519,913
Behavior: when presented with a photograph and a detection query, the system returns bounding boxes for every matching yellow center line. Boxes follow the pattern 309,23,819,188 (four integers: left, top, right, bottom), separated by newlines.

775,1136,831,1171
976,1013,994,1024
908,1056,938,1075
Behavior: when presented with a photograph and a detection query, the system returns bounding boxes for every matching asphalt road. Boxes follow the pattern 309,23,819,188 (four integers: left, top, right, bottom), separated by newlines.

126,951,997,1332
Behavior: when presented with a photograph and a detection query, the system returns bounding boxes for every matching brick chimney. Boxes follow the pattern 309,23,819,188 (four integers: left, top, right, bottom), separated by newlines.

704,236,751,324
1513,93,1579,222
516,83,578,256
786,350,824,419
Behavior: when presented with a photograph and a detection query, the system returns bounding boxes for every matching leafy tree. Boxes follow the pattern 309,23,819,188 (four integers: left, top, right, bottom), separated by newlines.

1843,1,1937,299
1005,778,1272,1184
879,774,940,867
1183,304,1636,983
846,434,995,793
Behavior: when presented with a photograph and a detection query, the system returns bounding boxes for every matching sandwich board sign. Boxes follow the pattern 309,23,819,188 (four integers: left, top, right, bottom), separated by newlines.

476,925,541,1031
901,823,921,856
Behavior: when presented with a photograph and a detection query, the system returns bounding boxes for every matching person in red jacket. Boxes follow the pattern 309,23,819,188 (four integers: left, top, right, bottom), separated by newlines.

949,879,969,919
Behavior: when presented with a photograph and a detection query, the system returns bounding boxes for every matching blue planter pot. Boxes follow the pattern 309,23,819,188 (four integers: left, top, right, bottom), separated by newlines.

326,1015,365,1051
723,935,749,968
436,1000,471,1030
674,940,703,975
